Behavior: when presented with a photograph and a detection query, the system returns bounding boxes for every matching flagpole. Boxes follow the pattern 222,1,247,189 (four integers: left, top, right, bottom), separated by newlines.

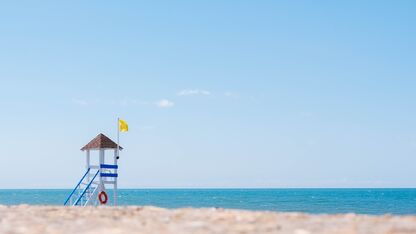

117,117,120,158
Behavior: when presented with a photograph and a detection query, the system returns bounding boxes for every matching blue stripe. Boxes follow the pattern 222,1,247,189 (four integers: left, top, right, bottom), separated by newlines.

100,164,118,169
101,173,118,178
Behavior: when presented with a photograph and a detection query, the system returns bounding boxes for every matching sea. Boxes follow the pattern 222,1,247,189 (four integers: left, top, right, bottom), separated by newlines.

1,189,415,215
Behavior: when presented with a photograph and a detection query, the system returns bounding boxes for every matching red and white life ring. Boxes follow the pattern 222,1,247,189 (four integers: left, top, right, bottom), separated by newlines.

98,191,108,205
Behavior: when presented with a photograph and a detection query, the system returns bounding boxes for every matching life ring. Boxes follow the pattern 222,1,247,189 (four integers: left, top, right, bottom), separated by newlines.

98,191,108,205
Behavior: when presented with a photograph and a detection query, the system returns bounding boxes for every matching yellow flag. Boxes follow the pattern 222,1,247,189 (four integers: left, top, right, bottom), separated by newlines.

119,119,128,132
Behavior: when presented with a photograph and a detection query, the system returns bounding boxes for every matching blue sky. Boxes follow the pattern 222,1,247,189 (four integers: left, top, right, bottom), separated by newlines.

0,1,415,188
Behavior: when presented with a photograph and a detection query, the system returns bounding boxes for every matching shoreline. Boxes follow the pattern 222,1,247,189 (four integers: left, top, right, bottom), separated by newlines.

1,205,416,234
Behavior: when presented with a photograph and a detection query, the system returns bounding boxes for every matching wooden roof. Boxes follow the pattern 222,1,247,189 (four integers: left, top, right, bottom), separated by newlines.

81,133,123,151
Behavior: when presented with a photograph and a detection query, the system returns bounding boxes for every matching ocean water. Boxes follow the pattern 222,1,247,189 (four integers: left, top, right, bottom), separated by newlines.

0,189,415,215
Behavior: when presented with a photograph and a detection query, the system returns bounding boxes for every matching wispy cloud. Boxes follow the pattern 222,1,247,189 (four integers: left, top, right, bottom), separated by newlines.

72,98,89,106
156,99,175,108
224,91,240,98
177,89,211,96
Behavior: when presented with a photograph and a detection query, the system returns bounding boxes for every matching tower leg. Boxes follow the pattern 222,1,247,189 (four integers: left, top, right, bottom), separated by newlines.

114,149,118,206
114,181,117,206
99,149,105,206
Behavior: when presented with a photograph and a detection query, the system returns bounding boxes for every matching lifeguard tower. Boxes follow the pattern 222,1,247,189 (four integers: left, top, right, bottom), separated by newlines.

64,133,121,206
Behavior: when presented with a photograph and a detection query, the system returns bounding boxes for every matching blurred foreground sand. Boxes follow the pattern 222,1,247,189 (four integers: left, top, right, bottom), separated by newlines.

1,205,416,234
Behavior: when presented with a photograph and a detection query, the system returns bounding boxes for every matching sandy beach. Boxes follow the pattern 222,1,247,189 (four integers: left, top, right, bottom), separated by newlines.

0,206,415,234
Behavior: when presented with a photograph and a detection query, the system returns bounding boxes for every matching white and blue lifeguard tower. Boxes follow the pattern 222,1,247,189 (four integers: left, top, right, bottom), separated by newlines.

64,133,121,206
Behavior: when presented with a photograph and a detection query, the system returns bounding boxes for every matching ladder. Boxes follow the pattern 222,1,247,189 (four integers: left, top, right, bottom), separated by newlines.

64,168,100,206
